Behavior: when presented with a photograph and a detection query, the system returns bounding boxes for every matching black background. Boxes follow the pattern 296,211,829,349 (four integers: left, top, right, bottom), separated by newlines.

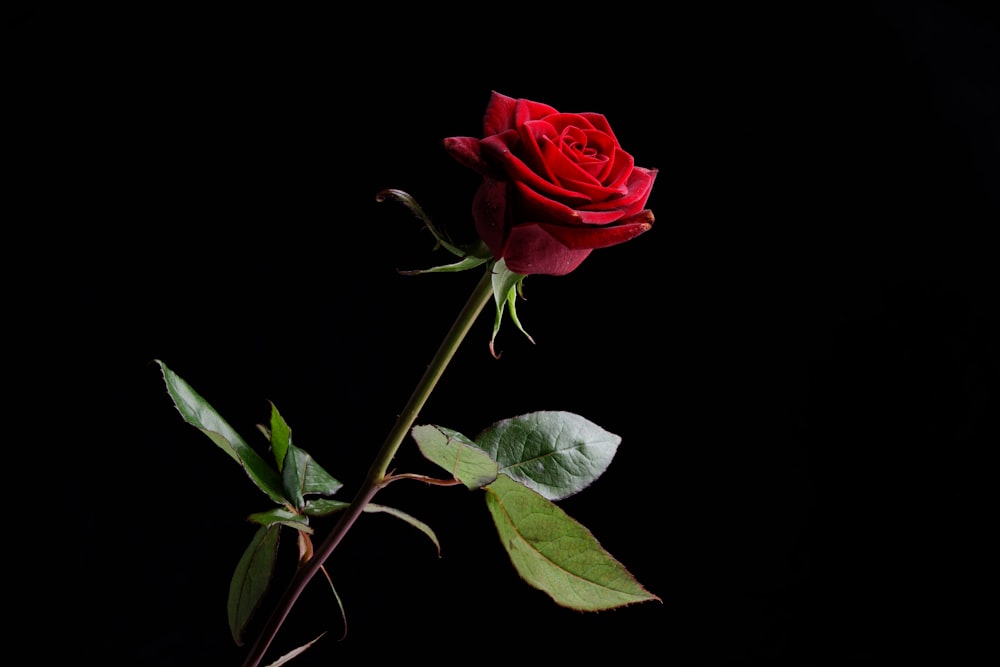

11,3,997,665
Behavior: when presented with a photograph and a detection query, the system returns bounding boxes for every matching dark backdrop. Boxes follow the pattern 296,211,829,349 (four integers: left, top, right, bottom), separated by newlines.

12,3,997,665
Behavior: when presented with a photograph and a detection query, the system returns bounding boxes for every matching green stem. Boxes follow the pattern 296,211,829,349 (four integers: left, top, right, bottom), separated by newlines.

241,267,495,667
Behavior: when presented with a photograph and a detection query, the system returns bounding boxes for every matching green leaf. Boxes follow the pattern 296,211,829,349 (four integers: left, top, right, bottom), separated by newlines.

297,449,343,497
484,474,660,611
411,424,499,490
475,411,621,501
228,524,281,645
302,498,351,517
268,401,291,472
261,402,342,508
281,444,309,510
364,503,441,556
247,507,312,533
281,444,343,510
156,360,286,505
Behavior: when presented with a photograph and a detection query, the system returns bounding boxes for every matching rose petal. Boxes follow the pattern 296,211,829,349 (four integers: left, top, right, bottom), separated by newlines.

500,222,594,276
443,136,490,176
539,210,655,251
483,91,519,135
512,181,588,223
574,112,617,139
513,180,646,225
600,147,635,191
482,134,593,204
513,95,561,128
576,167,657,217
470,177,510,255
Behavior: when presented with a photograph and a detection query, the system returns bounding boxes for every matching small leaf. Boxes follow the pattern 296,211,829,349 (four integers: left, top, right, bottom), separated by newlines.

247,507,312,533
281,444,308,510
268,401,291,472
156,360,286,505
411,424,498,490
297,448,343,497
282,444,343,509
476,411,621,500
484,474,660,611
364,503,441,556
265,404,342,509
228,524,281,645
303,498,351,517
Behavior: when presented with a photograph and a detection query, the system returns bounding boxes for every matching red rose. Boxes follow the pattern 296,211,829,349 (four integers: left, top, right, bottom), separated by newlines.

444,91,657,276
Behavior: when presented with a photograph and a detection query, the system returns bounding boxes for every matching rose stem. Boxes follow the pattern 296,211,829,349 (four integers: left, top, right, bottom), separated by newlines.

241,267,495,667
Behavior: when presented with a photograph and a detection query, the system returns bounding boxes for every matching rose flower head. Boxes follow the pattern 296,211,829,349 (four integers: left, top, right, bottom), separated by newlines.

444,91,657,277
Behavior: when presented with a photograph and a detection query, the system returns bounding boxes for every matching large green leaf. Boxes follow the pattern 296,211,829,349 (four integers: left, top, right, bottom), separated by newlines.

156,360,286,505
475,411,621,501
484,474,660,611
228,524,281,645
411,424,498,489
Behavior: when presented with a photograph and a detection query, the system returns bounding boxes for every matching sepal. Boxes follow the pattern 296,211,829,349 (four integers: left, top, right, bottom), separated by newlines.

489,258,534,358
376,188,491,274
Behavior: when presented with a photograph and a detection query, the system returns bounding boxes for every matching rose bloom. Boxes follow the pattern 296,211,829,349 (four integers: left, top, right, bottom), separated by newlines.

444,91,657,276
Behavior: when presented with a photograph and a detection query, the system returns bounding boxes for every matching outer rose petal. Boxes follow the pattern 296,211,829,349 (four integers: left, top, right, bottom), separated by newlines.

500,223,594,276
470,176,509,255
483,91,559,136
482,91,519,135
513,95,561,128
443,136,490,176
539,210,654,251
514,181,620,225
470,180,653,274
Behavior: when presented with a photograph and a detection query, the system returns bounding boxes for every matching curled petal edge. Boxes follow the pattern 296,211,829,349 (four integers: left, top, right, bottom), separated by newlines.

541,210,655,251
